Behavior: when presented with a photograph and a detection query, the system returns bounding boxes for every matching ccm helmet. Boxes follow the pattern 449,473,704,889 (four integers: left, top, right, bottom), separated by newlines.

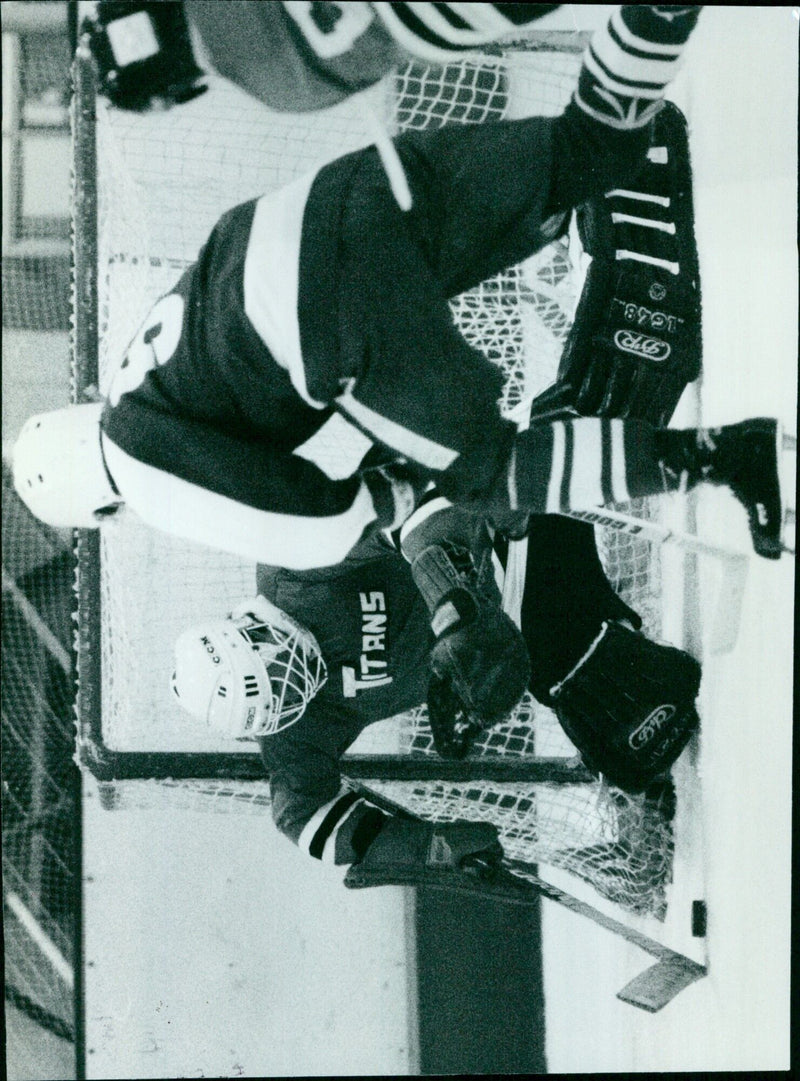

12,404,122,529
171,596,327,739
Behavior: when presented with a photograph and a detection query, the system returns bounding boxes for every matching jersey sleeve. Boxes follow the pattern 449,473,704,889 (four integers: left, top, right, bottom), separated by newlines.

101,402,383,569
259,707,387,866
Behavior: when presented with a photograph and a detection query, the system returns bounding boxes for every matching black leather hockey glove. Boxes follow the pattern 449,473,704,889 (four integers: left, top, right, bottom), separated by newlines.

549,620,701,794
85,2,207,112
412,543,531,758
557,102,702,427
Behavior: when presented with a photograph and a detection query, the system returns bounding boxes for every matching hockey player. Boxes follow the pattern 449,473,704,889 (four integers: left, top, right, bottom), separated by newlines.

84,2,564,114
170,497,703,889
12,6,789,567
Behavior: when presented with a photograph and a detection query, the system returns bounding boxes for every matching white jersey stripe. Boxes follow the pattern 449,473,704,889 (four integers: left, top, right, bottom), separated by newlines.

446,3,515,35
400,2,506,44
244,171,327,410
102,434,378,570
336,390,460,471
372,2,492,62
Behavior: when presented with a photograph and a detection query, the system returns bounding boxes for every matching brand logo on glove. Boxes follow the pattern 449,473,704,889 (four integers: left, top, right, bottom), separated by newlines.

614,329,671,362
629,704,676,750
615,299,682,333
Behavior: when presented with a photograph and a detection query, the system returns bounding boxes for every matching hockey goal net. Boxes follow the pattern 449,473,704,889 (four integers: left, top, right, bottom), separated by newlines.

73,35,681,925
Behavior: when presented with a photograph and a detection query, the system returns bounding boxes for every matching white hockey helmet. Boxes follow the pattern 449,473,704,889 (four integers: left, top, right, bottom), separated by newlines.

171,596,328,740
12,404,122,529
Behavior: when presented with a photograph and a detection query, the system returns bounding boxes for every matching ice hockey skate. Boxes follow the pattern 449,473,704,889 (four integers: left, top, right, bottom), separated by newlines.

658,418,796,560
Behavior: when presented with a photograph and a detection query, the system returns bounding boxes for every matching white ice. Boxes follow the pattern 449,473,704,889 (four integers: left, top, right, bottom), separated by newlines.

542,6,796,1072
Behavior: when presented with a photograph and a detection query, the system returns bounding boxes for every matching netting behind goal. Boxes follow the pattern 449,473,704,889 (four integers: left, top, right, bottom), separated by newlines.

73,36,673,919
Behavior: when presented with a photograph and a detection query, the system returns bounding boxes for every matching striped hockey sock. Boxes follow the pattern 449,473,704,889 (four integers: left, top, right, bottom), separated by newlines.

509,417,669,517
575,6,702,129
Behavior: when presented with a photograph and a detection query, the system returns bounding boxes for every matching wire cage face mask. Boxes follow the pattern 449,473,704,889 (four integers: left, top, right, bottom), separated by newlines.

232,604,328,735
171,599,327,739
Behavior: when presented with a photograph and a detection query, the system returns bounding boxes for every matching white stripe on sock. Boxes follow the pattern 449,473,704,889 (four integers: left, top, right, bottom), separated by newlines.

545,422,566,513
569,418,604,510
584,49,669,101
590,26,683,91
297,789,362,864
610,9,686,57
573,89,663,131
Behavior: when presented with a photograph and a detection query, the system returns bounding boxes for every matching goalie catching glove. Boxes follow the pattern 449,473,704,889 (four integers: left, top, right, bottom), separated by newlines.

411,542,531,759
548,620,701,794
556,102,702,427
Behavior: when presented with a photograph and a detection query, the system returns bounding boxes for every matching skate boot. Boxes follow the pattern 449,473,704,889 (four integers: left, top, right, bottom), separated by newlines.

657,418,795,559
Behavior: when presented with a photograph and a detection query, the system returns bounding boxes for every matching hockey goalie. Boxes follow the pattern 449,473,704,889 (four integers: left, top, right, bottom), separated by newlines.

169,490,702,899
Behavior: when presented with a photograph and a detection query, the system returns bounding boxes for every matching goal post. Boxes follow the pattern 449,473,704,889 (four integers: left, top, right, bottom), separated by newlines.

72,33,712,1009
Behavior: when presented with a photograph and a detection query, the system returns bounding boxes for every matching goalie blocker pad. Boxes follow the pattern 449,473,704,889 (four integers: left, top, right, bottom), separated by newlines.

344,815,537,905
556,101,702,427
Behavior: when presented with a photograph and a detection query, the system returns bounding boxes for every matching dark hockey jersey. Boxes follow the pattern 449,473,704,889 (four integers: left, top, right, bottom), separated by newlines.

254,532,433,864
100,156,391,570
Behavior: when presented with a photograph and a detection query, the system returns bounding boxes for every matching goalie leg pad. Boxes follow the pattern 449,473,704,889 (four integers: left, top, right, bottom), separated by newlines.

550,621,701,794
556,102,702,427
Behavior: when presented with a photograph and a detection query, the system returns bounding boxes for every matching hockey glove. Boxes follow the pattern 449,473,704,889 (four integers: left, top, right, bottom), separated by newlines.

412,543,531,758
85,2,207,112
344,815,503,892
549,620,701,794
557,102,701,426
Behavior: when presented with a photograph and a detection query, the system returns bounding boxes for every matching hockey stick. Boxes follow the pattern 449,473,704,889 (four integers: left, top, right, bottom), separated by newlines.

501,390,749,655
345,779,706,1012
500,495,749,657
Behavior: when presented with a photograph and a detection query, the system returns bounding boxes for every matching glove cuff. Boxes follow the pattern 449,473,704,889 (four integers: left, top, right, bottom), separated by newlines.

411,543,476,616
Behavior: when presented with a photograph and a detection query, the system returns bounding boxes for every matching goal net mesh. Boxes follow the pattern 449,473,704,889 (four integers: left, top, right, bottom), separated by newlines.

74,36,674,918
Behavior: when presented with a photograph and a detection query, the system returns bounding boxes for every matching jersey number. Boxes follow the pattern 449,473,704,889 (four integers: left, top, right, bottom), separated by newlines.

108,293,184,406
